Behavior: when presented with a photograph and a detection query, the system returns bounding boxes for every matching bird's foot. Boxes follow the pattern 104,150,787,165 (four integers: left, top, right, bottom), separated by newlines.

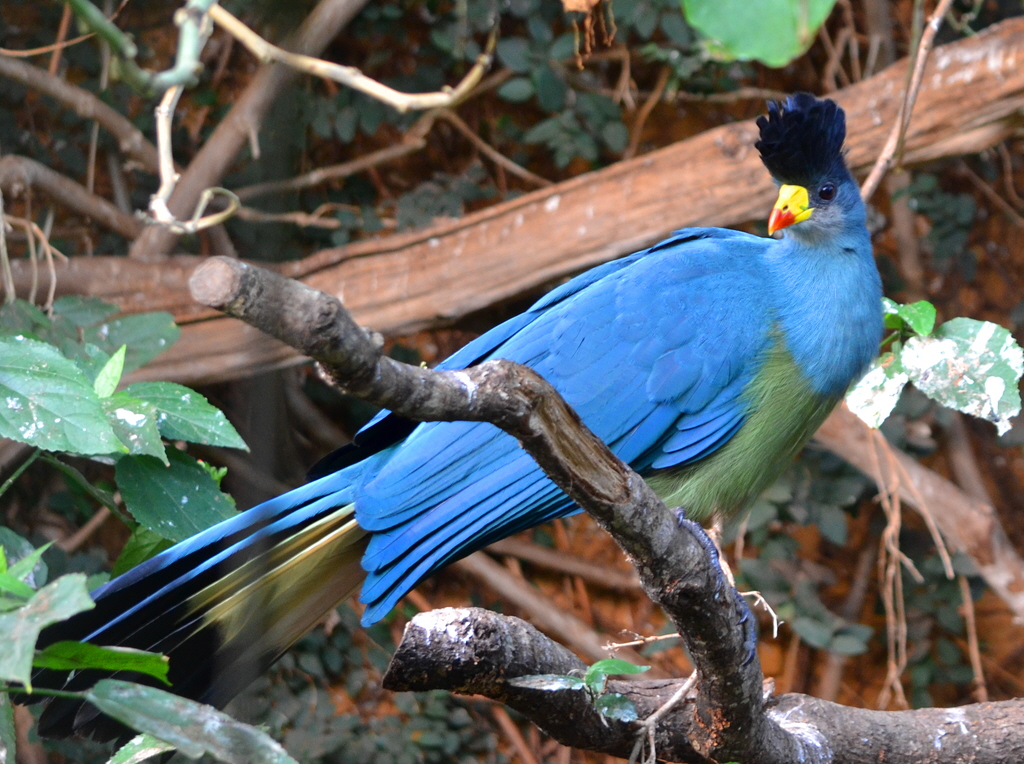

672,506,759,666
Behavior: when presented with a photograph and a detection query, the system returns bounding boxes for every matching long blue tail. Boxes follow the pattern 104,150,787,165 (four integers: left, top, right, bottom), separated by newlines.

34,464,369,741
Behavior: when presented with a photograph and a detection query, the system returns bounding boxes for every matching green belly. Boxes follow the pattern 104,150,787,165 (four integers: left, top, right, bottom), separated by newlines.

646,338,838,521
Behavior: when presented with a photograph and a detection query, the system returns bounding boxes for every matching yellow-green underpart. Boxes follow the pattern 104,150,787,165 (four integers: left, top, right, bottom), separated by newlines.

647,337,837,521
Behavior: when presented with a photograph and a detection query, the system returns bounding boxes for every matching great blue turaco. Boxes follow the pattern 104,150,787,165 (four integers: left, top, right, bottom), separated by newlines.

32,92,882,740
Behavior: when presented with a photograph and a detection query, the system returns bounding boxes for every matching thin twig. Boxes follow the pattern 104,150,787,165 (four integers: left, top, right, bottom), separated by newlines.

998,142,1024,209
959,575,989,702
48,3,74,76
57,506,111,553
628,673,696,764
439,109,552,188
860,0,956,200
492,706,541,764
209,4,496,113
959,161,1024,228
623,65,669,160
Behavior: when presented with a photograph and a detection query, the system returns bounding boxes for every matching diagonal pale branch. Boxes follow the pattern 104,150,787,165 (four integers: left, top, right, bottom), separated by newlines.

209,5,496,114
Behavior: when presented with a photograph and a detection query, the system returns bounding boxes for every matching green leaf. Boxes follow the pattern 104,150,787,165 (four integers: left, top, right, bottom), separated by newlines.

0,336,124,455
33,641,169,685
790,616,833,649
94,345,127,398
497,77,535,103
109,733,176,764
0,692,15,764
0,573,35,600
0,528,47,588
116,450,236,542
51,296,120,328
0,300,50,338
102,394,168,463
496,37,532,73
902,318,1024,435
814,504,847,546
82,313,180,373
584,658,650,694
682,0,837,67
0,574,94,689
594,693,640,722
883,298,937,337
506,674,586,691
111,526,174,577
85,680,299,764
123,382,247,449
828,634,869,656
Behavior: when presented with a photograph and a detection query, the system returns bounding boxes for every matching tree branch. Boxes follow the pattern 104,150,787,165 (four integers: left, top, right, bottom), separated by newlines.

0,55,159,172
188,255,804,763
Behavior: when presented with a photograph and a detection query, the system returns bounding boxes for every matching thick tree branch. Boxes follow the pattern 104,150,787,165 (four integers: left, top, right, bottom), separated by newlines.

187,256,1024,763
189,256,804,763
389,607,1024,764
15,16,1024,382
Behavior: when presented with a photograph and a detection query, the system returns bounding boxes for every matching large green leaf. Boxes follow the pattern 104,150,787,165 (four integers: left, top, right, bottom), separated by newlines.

85,680,299,764
116,450,236,542
123,382,247,449
0,574,94,689
0,337,123,455
33,641,169,685
82,313,181,373
682,0,837,67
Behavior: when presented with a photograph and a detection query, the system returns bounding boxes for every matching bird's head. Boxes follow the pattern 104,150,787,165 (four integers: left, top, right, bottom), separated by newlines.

755,93,858,241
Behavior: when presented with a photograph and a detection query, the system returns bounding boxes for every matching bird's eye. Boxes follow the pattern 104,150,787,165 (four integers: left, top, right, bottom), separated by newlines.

819,183,836,201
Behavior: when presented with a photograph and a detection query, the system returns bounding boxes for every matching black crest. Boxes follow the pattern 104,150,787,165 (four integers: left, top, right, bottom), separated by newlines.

755,93,847,187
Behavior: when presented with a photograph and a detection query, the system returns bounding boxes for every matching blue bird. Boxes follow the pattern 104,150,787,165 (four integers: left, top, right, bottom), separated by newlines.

34,93,881,740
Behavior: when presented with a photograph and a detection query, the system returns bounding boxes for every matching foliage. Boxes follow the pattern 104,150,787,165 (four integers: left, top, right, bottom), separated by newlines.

0,296,260,759
507,656,650,722
903,173,978,278
682,0,838,67
847,298,1024,434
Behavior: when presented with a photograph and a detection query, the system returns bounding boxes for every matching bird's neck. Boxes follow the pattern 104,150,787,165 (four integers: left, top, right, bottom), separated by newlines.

766,226,882,398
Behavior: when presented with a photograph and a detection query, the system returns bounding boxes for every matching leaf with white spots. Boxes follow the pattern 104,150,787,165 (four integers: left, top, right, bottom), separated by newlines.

902,318,1024,435
0,336,123,455
846,353,910,428
116,450,236,542
123,382,247,450
102,394,167,464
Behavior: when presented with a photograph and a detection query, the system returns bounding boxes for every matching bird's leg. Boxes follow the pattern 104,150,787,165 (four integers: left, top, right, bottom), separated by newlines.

672,507,759,667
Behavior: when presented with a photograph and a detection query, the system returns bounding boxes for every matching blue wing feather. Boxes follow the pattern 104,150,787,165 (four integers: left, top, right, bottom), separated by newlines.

354,227,777,623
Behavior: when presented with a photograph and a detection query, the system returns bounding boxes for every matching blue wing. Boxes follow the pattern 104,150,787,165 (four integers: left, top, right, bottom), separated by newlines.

355,228,776,623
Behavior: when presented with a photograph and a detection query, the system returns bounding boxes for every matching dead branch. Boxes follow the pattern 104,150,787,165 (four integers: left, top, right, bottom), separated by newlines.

0,155,143,239
814,405,1024,621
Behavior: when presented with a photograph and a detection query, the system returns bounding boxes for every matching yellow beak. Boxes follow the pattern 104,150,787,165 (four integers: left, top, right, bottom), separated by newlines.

768,184,813,235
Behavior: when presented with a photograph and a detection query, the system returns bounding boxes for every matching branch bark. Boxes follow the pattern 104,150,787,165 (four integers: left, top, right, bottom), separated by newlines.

0,155,143,239
189,256,1024,764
